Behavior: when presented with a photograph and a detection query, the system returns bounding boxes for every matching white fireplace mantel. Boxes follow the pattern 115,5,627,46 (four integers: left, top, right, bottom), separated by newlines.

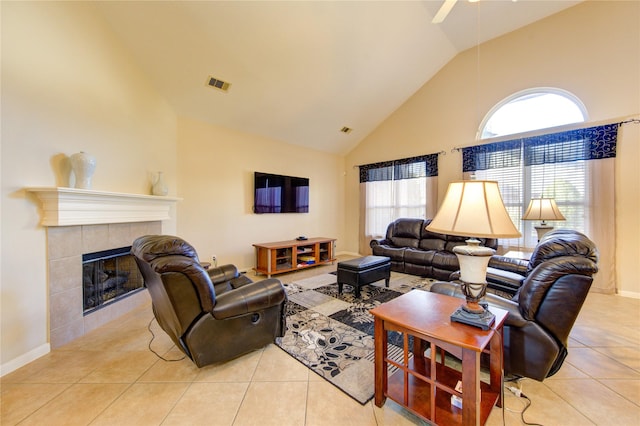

27,187,182,226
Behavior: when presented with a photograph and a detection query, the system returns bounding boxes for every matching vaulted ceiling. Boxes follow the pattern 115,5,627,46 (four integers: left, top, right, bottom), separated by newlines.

95,1,582,155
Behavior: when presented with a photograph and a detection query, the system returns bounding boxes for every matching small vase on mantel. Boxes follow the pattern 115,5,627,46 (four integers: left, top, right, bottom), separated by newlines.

152,171,168,196
69,151,96,189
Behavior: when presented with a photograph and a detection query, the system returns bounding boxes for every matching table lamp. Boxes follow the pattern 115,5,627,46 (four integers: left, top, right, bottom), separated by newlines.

427,180,521,329
522,197,565,241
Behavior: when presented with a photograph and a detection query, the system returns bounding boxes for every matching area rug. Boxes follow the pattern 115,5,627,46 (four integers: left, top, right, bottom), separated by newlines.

275,272,433,405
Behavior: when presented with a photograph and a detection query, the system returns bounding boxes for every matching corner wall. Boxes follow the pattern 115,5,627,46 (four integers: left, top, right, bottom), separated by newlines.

176,117,346,272
344,1,640,296
1,2,178,372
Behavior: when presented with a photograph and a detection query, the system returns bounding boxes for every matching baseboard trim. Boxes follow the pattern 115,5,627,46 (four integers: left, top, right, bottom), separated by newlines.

617,290,640,299
1,343,50,377
336,251,361,257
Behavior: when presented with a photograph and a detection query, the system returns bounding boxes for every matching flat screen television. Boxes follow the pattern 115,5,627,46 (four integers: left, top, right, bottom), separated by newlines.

254,172,309,213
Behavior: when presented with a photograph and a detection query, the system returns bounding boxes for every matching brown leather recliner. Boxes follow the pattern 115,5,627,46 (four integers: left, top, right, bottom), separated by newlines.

131,235,287,367
431,229,598,381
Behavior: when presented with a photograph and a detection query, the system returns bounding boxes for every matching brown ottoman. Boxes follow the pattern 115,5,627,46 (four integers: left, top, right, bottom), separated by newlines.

337,255,391,298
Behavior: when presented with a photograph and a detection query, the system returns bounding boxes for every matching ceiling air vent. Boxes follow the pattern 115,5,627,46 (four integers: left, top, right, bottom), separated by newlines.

206,76,231,92
340,126,353,134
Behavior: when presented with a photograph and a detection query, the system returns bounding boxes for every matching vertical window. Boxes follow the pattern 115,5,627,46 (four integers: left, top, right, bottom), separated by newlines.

360,154,438,238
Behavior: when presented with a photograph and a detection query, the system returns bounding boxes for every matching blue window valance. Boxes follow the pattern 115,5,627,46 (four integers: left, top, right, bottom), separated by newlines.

359,154,438,183
462,123,618,172
462,140,522,172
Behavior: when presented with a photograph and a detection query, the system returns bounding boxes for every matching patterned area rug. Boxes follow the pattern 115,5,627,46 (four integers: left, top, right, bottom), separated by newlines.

276,272,433,405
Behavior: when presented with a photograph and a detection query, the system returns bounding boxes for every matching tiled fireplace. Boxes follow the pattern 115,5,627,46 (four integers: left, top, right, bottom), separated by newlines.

28,187,180,349
47,221,161,348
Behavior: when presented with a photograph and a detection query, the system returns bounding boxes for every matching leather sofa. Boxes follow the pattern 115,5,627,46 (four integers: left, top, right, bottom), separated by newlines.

131,235,287,367
480,228,599,296
370,218,498,281
431,229,599,381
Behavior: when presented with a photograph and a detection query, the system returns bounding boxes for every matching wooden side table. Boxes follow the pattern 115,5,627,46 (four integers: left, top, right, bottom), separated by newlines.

370,290,508,426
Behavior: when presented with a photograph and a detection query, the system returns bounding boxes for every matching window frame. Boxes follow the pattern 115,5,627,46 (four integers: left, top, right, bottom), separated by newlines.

476,88,590,248
478,87,589,140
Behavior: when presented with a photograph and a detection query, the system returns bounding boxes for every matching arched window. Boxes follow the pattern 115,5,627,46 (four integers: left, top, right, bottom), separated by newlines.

473,89,589,248
480,88,587,139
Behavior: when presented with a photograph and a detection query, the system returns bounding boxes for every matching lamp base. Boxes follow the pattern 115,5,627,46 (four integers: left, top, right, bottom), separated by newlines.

451,305,495,330
534,224,554,242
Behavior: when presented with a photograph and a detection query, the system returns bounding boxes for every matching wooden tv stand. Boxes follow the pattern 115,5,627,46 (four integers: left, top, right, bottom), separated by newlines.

253,237,336,277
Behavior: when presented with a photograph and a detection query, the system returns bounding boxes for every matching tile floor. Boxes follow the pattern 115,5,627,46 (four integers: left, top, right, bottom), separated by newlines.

2,259,639,425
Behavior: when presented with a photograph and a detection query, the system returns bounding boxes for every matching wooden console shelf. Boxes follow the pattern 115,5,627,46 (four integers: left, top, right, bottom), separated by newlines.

253,237,336,277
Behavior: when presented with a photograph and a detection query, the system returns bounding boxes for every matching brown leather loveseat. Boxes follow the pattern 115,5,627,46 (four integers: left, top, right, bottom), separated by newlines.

370,218,498,281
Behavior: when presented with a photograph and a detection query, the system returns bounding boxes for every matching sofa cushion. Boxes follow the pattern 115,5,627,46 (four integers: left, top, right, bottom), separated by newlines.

390,236,420,248
444,239,467,252
431,251,459,270
389,218,425,239
405,263,433,277
404,248,436,264
419,238,446,251
431,267,456,281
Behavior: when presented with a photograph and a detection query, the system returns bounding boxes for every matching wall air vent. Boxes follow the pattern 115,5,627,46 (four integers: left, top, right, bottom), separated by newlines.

340,126,353,134
206,76,231,92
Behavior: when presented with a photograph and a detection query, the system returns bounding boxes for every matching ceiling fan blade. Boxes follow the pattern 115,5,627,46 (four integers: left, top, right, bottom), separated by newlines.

432,0,458,24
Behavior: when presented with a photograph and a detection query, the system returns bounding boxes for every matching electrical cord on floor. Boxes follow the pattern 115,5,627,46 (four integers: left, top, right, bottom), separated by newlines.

147,317,186,362
504,377,544,426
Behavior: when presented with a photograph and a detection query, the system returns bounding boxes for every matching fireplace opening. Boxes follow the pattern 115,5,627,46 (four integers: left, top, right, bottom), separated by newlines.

82,246,144,315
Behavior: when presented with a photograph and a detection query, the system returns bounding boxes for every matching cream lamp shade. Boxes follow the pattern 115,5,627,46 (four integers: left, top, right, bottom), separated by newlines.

426,180,521,329
522,198,566,222
427,180,522,239
522,197,565,241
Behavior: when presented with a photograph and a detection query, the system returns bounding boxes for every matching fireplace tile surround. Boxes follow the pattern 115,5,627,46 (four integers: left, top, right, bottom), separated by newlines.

47,221,161,348
27,187,180,349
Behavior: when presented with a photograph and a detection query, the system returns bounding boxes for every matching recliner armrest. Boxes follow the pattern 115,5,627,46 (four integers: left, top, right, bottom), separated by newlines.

229,274,253,289
207,264,240,284
483,293,528,328
486,267,525,293
212,278,286,320
489,255,528,275
370,238,390,248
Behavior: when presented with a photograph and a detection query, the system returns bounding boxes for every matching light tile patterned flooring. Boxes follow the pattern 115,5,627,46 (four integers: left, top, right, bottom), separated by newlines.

2,258,639,425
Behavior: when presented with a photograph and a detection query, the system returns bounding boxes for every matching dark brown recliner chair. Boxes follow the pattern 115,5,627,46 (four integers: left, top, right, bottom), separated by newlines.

131,235,287,367
431,229,598,381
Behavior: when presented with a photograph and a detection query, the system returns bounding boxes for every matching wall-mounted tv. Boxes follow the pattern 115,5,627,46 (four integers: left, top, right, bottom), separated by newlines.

254,172,309,214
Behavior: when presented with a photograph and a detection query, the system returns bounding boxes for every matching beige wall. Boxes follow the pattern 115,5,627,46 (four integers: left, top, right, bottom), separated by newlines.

176,117,346,272
1,2,177,369
2,0,638,375
345,1,640,296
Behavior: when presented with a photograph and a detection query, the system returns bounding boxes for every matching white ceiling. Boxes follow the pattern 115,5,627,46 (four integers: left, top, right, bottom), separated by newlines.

95,1,582,155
